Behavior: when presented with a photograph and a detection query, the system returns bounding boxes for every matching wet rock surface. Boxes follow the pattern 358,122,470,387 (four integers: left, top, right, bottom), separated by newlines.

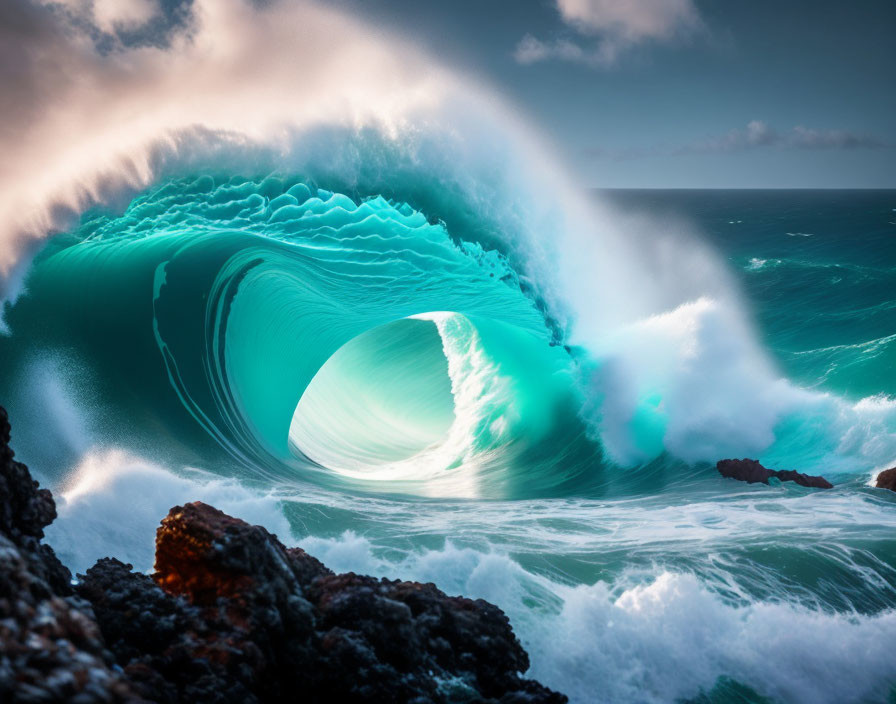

875,467,896,491
0,406,566,703
0,407,143,703
716,458,833,489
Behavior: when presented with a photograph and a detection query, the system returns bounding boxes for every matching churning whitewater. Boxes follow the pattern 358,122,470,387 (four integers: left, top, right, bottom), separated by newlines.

0,1,894,703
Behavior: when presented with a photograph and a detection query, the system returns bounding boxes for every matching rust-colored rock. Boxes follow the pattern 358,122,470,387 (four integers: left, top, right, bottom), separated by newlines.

154,502,259,603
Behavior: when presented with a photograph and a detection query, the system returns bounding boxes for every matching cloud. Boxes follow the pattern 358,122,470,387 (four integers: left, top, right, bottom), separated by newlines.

790,125,887,150
39,0,161,34
685,121,890,153
587,121,892,159
683,120,780,153
515,0,702,68
92,0,159,33
557,0,701,41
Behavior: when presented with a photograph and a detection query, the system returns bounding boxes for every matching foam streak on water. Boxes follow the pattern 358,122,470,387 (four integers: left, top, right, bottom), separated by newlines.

43,445,896,704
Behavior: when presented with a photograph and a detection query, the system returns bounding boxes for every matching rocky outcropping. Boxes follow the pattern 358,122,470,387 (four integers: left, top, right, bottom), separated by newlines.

0,406,142,703
875,467,896,491
716,458,833,489
0,406,566,704
78,502,564,703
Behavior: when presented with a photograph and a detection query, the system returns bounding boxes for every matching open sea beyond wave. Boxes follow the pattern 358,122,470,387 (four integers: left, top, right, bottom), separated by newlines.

2,187,895,703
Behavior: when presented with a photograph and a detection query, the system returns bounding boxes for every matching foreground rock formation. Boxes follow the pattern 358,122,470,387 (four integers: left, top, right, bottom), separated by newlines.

716,458,833,489
0,406,566,703
0,406,141,702
875,467,896,491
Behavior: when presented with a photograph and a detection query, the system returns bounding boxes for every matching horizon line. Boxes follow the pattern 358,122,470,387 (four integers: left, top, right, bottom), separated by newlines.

591,186,896,191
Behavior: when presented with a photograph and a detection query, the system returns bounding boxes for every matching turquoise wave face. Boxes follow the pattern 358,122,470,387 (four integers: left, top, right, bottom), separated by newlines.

3,177,894,498
1,175,599,497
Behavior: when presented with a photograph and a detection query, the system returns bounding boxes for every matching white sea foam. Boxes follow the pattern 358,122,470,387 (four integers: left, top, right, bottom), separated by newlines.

41,445,896,704
745,257,784,271
46,448,290,574
581,292,896,475
300,532,896,704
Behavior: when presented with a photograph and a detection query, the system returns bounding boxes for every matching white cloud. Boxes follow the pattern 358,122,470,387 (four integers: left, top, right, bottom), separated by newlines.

515,34,595,65
743,119,776,146
557,0,700,41
516,0,703,68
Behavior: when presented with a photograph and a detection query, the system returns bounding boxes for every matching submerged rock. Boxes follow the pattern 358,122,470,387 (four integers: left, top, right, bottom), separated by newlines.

716,458,773,484
716,458,832,489
0,405,566,703
874,467,896,491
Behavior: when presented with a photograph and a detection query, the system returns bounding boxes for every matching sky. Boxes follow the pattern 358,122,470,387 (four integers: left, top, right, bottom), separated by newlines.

4,0,895,190
334,0,895,188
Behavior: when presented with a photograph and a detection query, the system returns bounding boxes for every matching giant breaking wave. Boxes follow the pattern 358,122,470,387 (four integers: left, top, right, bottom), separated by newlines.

2,2,896,703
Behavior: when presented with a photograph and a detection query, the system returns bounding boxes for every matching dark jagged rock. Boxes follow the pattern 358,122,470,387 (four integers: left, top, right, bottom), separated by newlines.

77,500,564,703
0,405,566,703
716,458,832,489
874,467,896,491
77,555,268,704
716,458,772,484
0,406,143,703
0,406,72,594
307,571,540,701
0,535,143,704
772,469,833,489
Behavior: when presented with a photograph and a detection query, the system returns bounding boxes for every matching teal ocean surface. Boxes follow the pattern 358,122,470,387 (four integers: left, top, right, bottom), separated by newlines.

1,184,895,703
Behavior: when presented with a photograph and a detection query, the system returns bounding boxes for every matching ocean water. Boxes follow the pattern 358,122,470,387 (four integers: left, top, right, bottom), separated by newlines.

2,184,895,704
606,190,896,401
